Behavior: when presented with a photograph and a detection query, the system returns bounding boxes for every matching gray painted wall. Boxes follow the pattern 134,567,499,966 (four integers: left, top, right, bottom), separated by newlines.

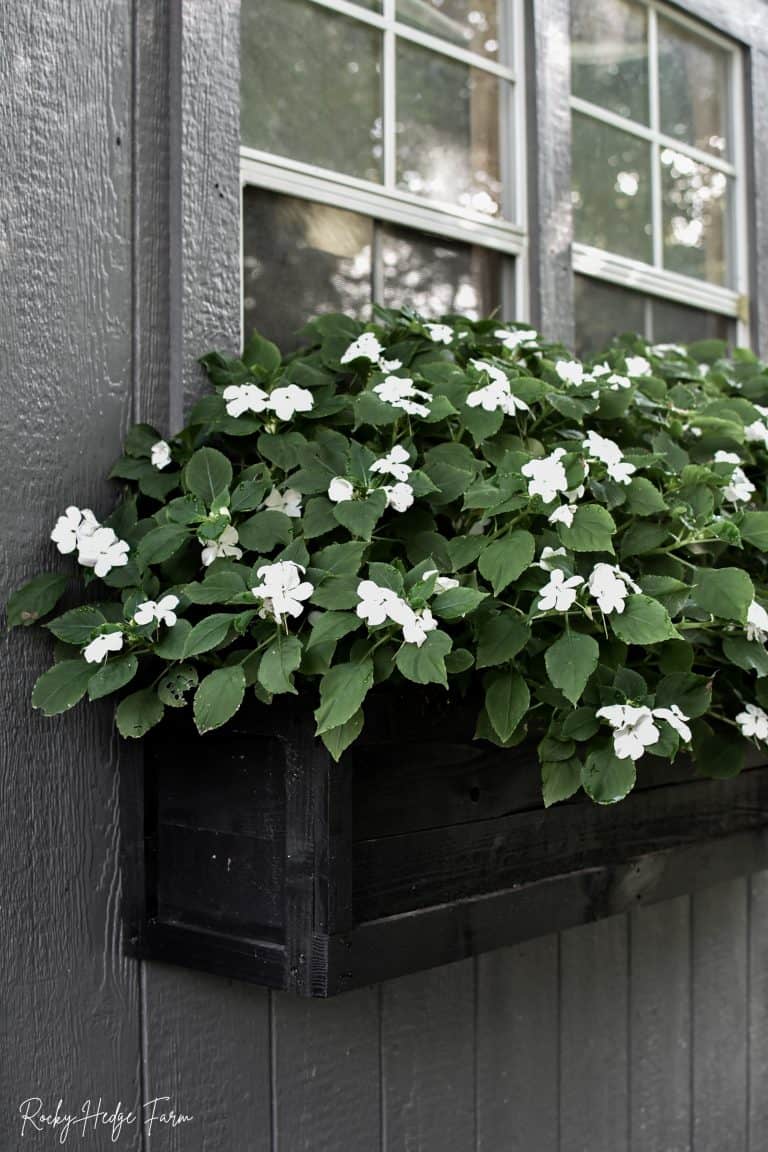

3,1,768,1149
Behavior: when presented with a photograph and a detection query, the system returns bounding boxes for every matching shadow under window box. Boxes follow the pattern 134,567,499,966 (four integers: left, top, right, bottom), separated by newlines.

120,689,768,996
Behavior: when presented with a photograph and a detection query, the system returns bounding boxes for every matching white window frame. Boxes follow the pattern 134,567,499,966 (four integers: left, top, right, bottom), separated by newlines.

570,0,750,345
239,0,529,321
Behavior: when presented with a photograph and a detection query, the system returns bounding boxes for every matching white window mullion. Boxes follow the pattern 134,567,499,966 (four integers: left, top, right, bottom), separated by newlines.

382,0,397,190
648,6,663,271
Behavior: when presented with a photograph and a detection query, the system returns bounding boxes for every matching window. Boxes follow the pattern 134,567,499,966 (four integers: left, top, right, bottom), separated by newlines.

570,0,748,355
240,0,526,349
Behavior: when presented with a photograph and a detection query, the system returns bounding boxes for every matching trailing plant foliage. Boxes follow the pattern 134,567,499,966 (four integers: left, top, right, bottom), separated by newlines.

10,310,768,804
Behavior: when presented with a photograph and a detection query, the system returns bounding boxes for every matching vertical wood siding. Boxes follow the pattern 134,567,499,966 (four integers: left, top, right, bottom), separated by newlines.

4,2,768,1150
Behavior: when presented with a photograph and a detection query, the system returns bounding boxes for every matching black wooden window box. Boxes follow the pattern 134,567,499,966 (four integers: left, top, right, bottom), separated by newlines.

121,692,768,996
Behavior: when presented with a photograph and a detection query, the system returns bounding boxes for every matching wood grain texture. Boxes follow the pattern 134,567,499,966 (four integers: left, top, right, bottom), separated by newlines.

749,871,768,1151
630,898,691,1152
692,878,749,1152
381,960,475,1152
560,915,629,1152
0,0,141,1145
271,986,381,1151
142,964,271,1152
476,938,559,1152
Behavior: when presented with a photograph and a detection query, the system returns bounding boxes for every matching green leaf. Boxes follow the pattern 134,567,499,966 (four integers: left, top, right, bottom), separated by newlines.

46,606,106,645
306,611,361,650
157,663,199,708
544,631,599,705
88,655,138,700
193,666,246,734
124,422,162,457
475,615,530,669
609,595,682,644
447,535,488,571
561,707,600,741
243,331,281,375
542,757,583,807
315,658,374,734
581,745,636,804
625,477,667,517
301,496,338,539
258,637,303,695
692,720,745,779
311,541,366,577
484,671,530,742
332,490,387,542
230,477,270,513
477,531,535,595
183,614,236,657
693,567,754,623
154,618,192,659
655,672,712,718
557,505,616,553
321,709,365,761
183,568,248,604
395,630,452,686
185,447,233,505
445,648,474,673
620,522,669,559
309,576,360,610
238,510,293,552
7,573,68,628
722,637,768,678
431,586,488,620
740,511,768,551
115,689,165,738
31,659,93,716
137,524,190,566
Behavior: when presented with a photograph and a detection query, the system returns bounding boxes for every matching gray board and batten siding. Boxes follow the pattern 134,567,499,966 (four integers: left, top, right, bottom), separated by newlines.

3,1,768,1150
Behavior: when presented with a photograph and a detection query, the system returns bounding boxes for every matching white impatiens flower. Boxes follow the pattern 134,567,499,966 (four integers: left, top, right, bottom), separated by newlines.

590,363,611,379
222,383,270,418
521,447,569,504
423,322,454,344
714,450,742,466
537,569,584,612
151,440,172,470
422,570,460,592
356,580,400,626
737,703,768,741
548,504,577,528
264,486,303,518
50,505,99,554
607,373,631,391
747,600,768,644
201,524,242,567
340,332,385,365
494,327,537,352
268,384,314,421
133,595,180,628
83,630,124,665
723,466,755,504
583,429,636,485
537,546,568,571
467,360,530,416
744,420,768,448
597,704,660,761
652,343,686,357
251,561,313,623
328,477,355,503
587,563,640,615
555,360,584,387
373,376,432,418
400,606,438,647
625,355,652,377
379,357,403,372
77,526,130,578
653,705,692,743
370,444,412,483
383,482,415,513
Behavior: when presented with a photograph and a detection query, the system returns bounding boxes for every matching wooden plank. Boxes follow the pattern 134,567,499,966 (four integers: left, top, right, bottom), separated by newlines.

692,878,749,1152
476,938,559,1152
381,960,475,1152
629,897,691,1152
142,964,271,1152
560,915,629,1152
0,0,142,1144
272,986,380,1150
749,870,768,1152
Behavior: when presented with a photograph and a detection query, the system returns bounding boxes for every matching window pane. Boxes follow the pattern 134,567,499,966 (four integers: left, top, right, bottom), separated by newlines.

572,115,652,263
574,275,647,358
651,297,732,345
658,16,729,159
241,0,382,183
380,225,503,317
660,149,729,284
243,189,372,352
396,40,504,217
571,0,648,123
396,0,502,61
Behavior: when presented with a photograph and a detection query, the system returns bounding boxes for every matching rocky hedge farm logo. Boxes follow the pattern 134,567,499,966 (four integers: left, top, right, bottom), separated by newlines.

18,1096,194,1142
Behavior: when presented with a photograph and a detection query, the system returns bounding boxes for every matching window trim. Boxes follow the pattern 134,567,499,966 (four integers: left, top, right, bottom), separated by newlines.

239,0,529,320
570,0,750,344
